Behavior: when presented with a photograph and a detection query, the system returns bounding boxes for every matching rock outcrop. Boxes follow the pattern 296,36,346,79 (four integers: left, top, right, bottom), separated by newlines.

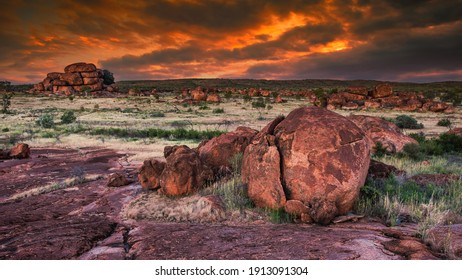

32,62,116,95
242,107,371,224
348,115,418,153
326,83,454,113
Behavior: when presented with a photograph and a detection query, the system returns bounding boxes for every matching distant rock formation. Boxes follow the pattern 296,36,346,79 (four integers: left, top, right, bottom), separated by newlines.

326,84,454,113
32,62,118,95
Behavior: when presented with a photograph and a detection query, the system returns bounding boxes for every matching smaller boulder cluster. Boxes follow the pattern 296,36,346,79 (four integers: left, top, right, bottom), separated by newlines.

179,86,222,104
327,84,454,113
138,127,257,195
0,143,30,160
32,62,118,96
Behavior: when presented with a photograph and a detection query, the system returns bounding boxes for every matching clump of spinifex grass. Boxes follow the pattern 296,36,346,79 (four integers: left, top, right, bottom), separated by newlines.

355,176,462,239
377,155,462,177
200,153,253,210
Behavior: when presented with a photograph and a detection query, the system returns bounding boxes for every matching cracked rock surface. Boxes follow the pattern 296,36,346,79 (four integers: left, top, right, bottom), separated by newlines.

242,107,371,224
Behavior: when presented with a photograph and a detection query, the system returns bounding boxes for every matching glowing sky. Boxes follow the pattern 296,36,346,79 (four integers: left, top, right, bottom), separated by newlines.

1,0,462,84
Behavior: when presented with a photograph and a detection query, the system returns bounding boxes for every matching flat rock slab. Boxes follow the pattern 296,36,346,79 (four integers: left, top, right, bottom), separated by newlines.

0,147,440,260
0,147,138,260
126,221,429,260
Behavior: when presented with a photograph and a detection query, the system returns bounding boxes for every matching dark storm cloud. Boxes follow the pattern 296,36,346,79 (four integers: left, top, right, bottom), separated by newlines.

244,22,462,81
339,0,462,38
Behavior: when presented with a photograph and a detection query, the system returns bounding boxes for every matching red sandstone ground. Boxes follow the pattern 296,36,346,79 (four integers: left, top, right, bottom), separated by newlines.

0,147,444,260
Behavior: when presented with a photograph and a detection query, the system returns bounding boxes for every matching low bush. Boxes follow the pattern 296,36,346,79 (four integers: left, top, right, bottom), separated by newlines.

436,118,451,127
394,115,424,129
36,114,54,128
212,108,225,114
148,111,165,118
251,100,266,109
60,110,76,124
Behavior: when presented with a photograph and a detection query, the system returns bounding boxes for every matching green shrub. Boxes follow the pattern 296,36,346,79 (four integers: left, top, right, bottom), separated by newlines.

401,143,424,161
420,140,444,156
251,100,266,109
437,133,462,153
2,127,9,132
60,110,76,124
437,118,451,127
212,108,224,114
373,142,388,158
36,114,55,128
441,91,462,106
2,92,13,114
102,69,115,85
243,95,252,102
394,115,424,129
149,111,165,118
409,132,426,143
224,92,232,99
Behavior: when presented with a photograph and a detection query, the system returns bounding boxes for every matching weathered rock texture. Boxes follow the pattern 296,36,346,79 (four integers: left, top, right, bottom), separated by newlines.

199,126,257,176
138,145,216,196
32,62,116,95
326,83,454,113
242,107,371,224
348,115,417,153
138,159,166,190
159,145,214,196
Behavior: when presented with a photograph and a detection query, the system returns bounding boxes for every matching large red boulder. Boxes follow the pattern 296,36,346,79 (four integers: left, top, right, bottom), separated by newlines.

242,107,370,224
346,86,368,96
191,88,207,101
421,101,449,112
60,72,83,86
199,127,257,175
341,92,367,101
64,62,97,73
206,93,221,103
80,71,101,78
327,93,346,107
159,145,213,196
371,83,393,98
8,143,30,159
47,72,62,80
138,159,166,190
348,115,417,153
